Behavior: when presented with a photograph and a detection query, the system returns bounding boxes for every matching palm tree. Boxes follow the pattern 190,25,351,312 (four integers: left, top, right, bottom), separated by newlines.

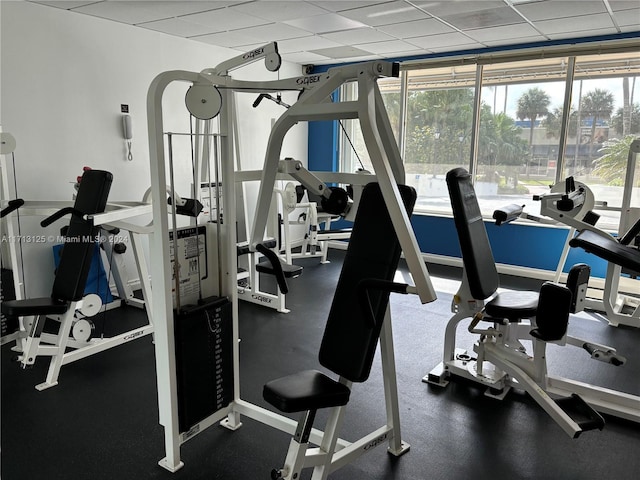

580,88,615,151
516,87,551,176
592,134,639,185
611,103,640,136
543,106,579,138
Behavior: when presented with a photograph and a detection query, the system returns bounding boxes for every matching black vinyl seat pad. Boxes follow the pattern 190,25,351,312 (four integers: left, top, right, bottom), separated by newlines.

2,297,70,317
263,370,351,413
484,287,539,322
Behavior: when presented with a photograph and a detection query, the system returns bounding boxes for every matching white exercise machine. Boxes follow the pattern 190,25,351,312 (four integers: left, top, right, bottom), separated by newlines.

1,137,155,390
146,43,436,478
427,168,639,439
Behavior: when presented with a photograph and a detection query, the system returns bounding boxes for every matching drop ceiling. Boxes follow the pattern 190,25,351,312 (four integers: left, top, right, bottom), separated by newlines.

28,0,640,65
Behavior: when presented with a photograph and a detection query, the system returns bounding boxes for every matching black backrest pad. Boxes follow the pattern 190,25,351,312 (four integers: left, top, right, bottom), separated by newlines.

319,182,416,383
534,282,572,341
51,170,113,301
446,168,499,300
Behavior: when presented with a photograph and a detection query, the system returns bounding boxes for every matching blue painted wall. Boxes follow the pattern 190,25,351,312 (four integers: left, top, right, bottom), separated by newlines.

411,215,608,278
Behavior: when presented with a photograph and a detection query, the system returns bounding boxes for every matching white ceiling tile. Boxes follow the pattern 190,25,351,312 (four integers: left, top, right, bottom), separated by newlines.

612,8,640,27
25,0,637,66
354,39,421,54
535,13,616,35
429,42,484,53
482,33,548,46
415,1,505,17
338,1,431,27
547,27,624,40
377,18,456,38
230,1,329,22
191,30,261,48
139,17,217,37
315,53,383,64
310,1,391,13
619,23,640,32
607,0,640,12
408,31,477,49
441,6,524,29
283,51,333,64
276,35,343,53
321,27,396,44
310,45,374,59
513,0,607,22
72,1,229,25
234,22,314,43
181,8,271,32
465,22,539,42
283,13,367,33
30,1,98,9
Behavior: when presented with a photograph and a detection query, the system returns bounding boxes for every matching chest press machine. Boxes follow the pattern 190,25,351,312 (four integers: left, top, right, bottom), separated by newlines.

427,168,640,438
146,43,436,477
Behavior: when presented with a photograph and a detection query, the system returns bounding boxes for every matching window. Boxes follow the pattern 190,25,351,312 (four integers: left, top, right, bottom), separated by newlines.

339,77,402,175
565,53,640,229
475,58,569,217
339,48,640,231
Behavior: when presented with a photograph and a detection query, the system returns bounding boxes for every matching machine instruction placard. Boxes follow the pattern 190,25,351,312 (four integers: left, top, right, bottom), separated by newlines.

169,226,208,308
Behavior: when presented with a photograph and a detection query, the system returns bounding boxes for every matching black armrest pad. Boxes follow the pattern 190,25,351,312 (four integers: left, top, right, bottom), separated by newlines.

570,230,640,273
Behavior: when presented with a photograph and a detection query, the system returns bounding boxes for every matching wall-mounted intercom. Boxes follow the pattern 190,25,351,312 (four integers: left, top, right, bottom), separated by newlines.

122,114,133,161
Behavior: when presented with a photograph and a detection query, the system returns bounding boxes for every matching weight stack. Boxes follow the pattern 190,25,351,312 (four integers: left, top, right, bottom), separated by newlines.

174,296,234,433
1,269,19,338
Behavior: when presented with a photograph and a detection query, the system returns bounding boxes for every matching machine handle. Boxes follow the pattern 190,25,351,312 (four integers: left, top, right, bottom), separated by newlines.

357,279,409,328
40,207,85,227
255,243,288,294
0,198,24,218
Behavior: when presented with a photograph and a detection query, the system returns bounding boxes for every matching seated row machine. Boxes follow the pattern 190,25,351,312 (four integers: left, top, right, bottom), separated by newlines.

425,168,636,438
264,182,416,480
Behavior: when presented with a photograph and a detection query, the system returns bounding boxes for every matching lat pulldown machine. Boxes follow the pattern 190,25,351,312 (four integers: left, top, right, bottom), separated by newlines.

146,43,436,476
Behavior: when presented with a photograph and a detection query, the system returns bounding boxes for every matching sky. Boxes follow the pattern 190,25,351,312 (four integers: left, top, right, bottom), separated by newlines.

484,76,636,120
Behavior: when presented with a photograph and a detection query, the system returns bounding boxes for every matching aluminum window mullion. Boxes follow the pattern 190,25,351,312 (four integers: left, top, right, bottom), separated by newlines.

469,65,484,178
556,57,576,184
398,70,408,160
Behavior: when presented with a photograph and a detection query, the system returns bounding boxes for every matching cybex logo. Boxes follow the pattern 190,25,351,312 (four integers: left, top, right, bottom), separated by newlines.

124,331,145,341
296,75,321,86
243,48,265,59
363,433,388,450
251,294,272,304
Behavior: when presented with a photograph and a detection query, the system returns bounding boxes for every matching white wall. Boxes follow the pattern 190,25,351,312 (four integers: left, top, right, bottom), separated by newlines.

0,1,307,296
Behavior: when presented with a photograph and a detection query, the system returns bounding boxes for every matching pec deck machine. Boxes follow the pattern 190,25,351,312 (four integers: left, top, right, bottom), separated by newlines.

146,43,437,477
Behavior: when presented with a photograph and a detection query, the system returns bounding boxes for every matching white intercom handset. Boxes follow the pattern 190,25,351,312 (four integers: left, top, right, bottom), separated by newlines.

122,114,133,161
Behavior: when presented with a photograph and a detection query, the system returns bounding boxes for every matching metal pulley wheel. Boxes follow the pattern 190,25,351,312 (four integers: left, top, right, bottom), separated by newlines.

265,52,282,72
185,84,222,120
79,294,102,317
72,318,95,342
